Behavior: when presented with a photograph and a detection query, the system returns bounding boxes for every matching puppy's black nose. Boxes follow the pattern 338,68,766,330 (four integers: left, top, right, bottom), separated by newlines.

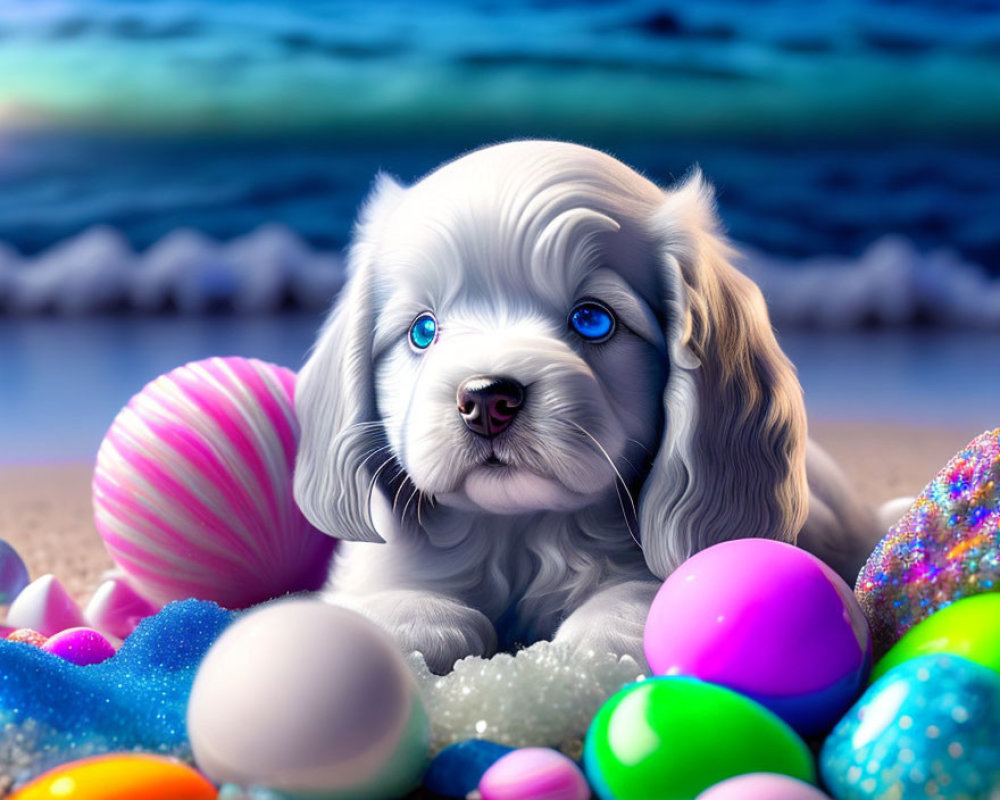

457,376,525,439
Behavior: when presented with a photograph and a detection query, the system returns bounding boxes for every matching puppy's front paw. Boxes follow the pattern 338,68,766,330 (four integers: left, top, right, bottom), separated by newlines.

553,580,659,672
336,590,498,675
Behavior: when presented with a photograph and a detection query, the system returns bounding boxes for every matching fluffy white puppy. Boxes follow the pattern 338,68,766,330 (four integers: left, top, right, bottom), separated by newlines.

294,140,882,674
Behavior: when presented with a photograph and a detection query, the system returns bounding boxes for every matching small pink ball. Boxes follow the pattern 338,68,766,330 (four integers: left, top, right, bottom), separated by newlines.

42,626,117,666
478,747,590,800
696,773,831,800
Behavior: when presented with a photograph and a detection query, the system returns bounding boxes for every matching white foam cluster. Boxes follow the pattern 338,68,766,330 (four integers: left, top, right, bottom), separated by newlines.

3,225,999,327
740,235,1000,329
405,642,645,758
0,224,345,315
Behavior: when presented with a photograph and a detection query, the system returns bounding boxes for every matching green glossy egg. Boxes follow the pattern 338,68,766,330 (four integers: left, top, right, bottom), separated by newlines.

583,677,816,800
872,592,1000,682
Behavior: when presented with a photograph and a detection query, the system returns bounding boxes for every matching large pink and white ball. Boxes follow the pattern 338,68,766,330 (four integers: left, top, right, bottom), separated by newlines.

93,357,336,609
644,539,871,737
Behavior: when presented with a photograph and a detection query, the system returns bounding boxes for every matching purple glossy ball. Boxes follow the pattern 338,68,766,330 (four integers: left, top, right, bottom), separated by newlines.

644,539,871,736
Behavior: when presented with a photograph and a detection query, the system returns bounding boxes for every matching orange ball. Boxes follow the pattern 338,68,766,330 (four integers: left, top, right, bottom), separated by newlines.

11,753,217,800
7,629,48,647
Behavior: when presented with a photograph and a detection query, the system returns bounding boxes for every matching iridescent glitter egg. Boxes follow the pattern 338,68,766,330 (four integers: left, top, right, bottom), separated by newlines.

856,428,1000,655
93,357,336,609
821,654,1000,799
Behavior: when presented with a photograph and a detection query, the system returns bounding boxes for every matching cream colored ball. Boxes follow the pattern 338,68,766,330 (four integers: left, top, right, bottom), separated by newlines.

187,599,429,799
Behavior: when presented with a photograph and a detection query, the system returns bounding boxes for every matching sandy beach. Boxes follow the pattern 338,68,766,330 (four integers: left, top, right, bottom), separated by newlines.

0,420,988,608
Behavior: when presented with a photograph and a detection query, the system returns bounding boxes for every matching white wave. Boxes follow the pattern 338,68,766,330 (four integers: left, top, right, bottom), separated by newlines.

1,225,999,327
8,226,134,314
2,223,346,316
739,235,1000,329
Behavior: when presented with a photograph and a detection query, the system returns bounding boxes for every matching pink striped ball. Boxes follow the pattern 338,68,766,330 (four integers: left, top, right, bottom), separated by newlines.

478,748,590,800
93,357,336,609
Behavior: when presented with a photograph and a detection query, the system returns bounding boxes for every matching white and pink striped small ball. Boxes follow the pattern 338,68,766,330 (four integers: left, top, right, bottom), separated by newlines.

93,357,336,609
478,748,590,800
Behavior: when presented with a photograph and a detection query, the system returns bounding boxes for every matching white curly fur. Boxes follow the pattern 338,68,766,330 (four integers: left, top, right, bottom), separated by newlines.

294,140,882,674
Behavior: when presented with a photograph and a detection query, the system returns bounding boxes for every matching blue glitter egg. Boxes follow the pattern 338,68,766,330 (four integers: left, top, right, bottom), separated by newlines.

0,599,235,786
821,654,1000,799
423,739,515,798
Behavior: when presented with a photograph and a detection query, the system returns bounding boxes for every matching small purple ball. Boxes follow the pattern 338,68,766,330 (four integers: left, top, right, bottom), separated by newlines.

42,626,117,666
479,748,589,800
644,539,871,736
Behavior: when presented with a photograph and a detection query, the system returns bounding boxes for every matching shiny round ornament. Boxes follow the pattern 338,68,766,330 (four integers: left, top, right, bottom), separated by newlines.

93,356,336,609
41,626,116,666
857,428,1000,656
10,753,217,800
821,654,1000,800
478,748,589,800
872,592,1000,682
644,539,871,736
696,774,831,800
0,538,30,604
6,628,48,647
583,677,815,800
188,598,430,799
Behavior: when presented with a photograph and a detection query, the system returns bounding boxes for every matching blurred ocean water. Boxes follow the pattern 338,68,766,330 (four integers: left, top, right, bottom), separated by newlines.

1,0,999,460
2,315,997,463
2,0,999,140
0,0,998,273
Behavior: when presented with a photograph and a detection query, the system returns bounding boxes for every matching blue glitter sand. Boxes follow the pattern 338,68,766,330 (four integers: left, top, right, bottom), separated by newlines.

0,599,235,785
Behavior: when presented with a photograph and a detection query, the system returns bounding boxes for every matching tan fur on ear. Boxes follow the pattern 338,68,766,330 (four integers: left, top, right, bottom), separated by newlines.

293,174,408,543
638,169,810,579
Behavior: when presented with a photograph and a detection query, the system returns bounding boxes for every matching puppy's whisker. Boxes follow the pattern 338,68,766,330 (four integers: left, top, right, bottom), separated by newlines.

567,420,642,551
626,437,653,456
391,472,412,514
401,483,420,524
365,455,400,524
358,443,394,473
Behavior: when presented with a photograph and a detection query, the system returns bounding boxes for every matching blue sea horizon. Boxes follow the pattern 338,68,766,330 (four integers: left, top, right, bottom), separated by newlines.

2,0,999,462
1,316,997,464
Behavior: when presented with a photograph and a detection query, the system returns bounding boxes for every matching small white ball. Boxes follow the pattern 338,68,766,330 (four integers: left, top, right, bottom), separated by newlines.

188,599,429,799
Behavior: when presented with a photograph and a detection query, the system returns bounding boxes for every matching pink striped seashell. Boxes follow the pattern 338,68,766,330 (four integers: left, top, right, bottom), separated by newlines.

84,577,159,640
93,357,336,609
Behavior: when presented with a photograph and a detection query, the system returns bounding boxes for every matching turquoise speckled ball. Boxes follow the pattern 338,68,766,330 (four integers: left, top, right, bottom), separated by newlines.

821,654,1000,799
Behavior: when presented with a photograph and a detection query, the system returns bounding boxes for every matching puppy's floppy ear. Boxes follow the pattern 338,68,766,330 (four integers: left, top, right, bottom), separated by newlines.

294,173,407,542
638,170,809,579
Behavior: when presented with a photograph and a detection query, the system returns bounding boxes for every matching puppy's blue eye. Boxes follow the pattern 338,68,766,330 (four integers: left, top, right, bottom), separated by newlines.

569,301,615,342
409,312,438,350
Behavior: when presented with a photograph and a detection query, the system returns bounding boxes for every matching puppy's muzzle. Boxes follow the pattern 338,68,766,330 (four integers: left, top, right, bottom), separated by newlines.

456,376,525,439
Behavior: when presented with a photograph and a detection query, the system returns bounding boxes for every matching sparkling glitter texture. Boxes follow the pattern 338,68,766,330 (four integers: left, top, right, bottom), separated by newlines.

405,641,645,758
0,599,234,788
821,654,1000,800
856,428,1000,656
